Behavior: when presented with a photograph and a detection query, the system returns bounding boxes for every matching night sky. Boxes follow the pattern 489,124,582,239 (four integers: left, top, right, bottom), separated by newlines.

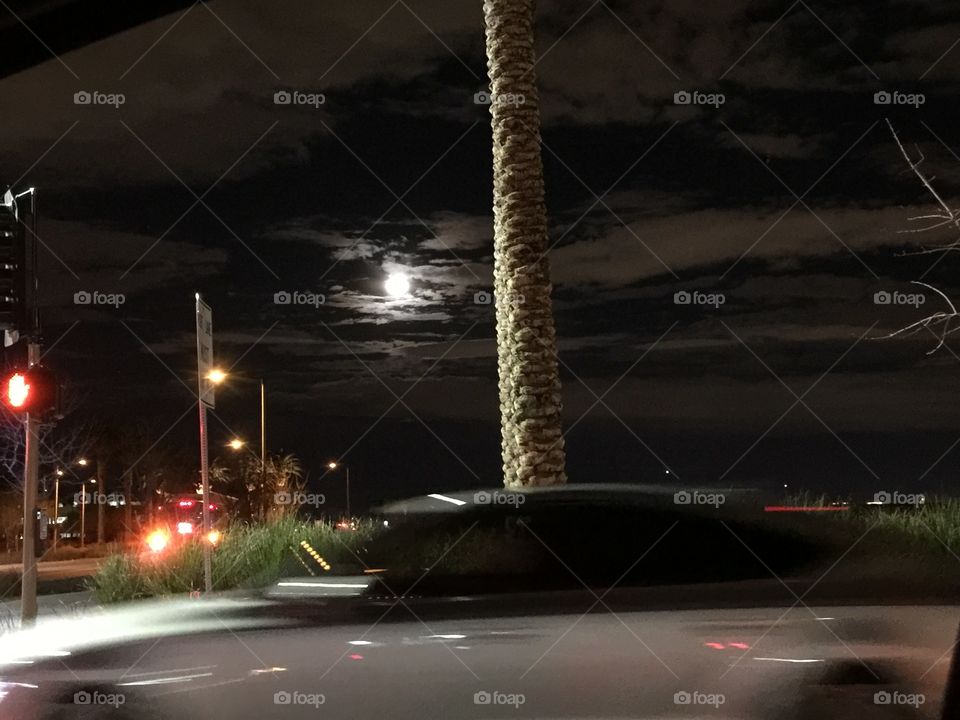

3,0,960,510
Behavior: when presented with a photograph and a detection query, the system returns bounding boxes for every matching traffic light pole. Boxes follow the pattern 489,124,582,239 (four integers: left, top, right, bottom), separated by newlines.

20,341,40,624
19,188,40,625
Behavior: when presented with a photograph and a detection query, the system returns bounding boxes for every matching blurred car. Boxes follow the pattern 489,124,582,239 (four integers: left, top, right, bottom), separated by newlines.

1,485,959,719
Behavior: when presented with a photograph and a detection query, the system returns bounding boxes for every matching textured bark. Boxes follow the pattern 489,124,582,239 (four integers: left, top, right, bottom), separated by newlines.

484,0,566,488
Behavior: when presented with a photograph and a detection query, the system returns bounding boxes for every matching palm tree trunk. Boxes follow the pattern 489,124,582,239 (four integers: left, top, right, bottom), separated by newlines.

483,0,566,488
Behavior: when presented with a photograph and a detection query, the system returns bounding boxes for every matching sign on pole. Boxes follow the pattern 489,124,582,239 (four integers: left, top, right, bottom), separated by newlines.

196,295,215,408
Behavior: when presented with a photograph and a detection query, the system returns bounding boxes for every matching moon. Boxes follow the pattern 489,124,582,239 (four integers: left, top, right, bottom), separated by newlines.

384,272,411,297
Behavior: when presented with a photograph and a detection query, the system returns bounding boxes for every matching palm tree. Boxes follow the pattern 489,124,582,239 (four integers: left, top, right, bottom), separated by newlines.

483,0,566,487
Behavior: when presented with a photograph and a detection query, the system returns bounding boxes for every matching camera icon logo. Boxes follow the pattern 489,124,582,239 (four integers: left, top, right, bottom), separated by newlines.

674,691,692,705
274,291,292,305
874,691,891,705
673,490,691,505
474,290,493,305
74,290,92,305
873,290,891,305
673,90,691,105
73,91,92,105
274,90,292,105
474,491,491,505
873,491,891,505
673,290,691,305
274,690,292,705
474,91,492,105
74,691,92,705
474,691,492,705
873,91,892,105
275,492,292,505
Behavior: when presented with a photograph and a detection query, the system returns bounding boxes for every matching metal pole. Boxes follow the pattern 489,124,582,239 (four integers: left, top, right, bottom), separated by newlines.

19,190,40,625
346,466,350,519
96,458,104,545
260,378,266,521
80,481,85,549
52,474,59,550
20,342,39,623
199,401,212,593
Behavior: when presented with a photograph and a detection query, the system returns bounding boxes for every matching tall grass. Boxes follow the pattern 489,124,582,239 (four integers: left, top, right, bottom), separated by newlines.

780,492,960,557
91,518,380,603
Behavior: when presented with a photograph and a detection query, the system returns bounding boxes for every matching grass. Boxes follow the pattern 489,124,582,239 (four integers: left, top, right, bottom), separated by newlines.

89,498,960,603
90,517,381,603
780,492,960,558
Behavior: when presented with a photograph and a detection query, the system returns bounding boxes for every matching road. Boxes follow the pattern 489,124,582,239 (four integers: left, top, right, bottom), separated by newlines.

0,596,957,719
0,557,102,579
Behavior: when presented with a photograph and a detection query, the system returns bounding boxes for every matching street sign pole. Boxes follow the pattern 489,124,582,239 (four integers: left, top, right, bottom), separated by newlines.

195,294,214,594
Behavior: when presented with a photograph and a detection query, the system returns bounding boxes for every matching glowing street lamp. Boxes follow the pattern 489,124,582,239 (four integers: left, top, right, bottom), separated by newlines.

228,438,245,451
206,368,227,385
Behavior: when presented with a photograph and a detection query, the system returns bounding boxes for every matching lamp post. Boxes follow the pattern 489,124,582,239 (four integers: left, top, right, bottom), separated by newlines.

80,477,95,549
52,468,62,549
207,372,267,520
327,461,350,518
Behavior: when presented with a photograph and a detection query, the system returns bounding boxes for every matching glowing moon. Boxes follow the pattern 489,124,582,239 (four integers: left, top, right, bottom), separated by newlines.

385,272,411,297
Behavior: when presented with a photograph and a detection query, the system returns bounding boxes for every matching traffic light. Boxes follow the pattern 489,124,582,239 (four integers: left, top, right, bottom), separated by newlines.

0,190,26,342
2,366,56,415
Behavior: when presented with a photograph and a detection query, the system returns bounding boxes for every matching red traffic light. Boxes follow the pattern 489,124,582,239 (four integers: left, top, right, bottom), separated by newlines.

2,366,56,414
5,372,29,408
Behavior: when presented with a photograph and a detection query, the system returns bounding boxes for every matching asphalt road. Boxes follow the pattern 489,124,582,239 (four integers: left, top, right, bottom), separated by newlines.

1,598,957,719
0,557,101,579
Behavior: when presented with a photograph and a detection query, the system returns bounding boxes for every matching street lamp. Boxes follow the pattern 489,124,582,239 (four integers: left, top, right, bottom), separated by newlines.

208,371,268,521
327,461,350,519
52,468,63,549
80,477,96,549
206,368,227,385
